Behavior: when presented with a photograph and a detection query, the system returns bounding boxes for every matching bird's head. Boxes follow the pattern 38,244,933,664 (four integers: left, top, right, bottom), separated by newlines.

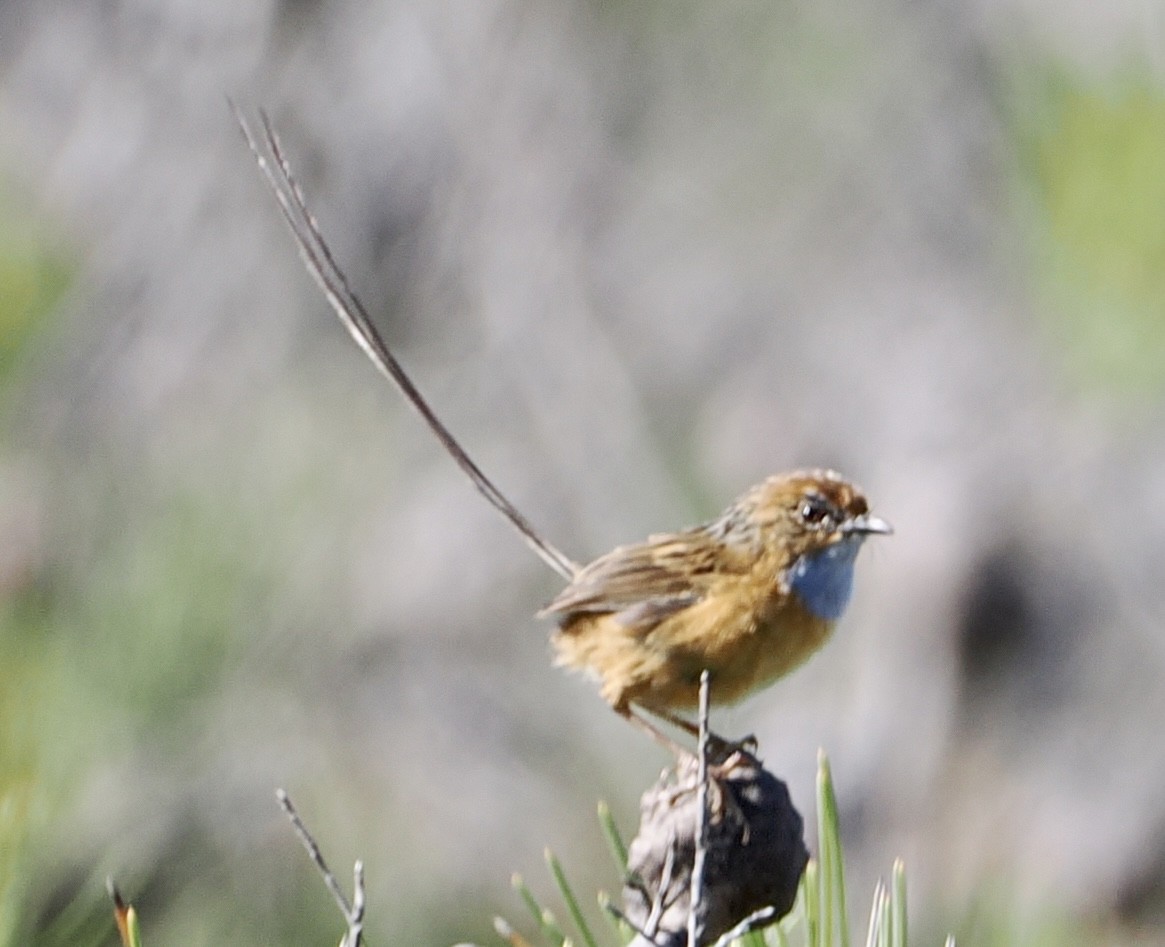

713,469,892,621
721,470,888,552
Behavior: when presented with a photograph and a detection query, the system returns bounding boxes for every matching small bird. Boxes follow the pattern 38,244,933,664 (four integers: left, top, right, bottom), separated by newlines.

540,470,890,744
236,110,892,750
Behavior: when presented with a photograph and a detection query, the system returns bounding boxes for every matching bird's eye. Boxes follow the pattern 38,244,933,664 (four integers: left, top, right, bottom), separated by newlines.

799,495,833,525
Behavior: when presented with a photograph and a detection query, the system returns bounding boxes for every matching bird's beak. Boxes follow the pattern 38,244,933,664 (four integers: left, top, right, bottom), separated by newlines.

843,514,893,537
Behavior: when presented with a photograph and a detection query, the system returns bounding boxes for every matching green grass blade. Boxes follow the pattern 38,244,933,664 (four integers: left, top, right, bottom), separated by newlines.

514,873,567,943
777,883,808,947
513,874,545,930
540,908,568,946
816,750,851,947
597,891,631,943
816,784,832,947
816,754,833,947
890,860,906,947
804,861,820,947
864,879,885,947
774,914,793,947
127,907,143,947
546,849,599,947
733,929,764,947
597,801,628,869
880,887,891,947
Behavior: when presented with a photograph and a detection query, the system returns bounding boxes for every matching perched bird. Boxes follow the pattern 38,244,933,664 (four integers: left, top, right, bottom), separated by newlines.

236,111,891,749
540,470,890,744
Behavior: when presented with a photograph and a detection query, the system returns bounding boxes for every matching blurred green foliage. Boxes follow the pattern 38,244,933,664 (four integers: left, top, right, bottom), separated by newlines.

0,200,70,392
949,883,1086,947
0,198,312,943
0,485,336,945
1011,62,1165,395
0,192,71,944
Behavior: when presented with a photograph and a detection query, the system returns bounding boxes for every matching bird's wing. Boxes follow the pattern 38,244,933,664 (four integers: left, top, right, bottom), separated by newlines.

539,528,745,632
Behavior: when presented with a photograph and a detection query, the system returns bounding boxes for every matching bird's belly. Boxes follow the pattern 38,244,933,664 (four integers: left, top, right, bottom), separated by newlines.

656,596,834,707
552,596,835,712
718,602,834,704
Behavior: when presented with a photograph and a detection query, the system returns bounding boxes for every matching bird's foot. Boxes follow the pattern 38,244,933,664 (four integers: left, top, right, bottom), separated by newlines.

705,731,759,767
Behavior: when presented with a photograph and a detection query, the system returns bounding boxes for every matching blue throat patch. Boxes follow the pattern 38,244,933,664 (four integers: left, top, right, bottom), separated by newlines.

788,537,864,622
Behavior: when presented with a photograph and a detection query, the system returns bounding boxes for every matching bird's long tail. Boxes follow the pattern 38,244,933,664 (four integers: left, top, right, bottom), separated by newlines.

231,103,579,582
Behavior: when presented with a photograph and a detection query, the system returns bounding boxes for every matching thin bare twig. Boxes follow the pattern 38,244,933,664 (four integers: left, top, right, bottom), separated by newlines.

709,906,778,947
601,897,663,945
230,101,579,582
276,788,366,947
348,861,367,947
688,670,712,947
645,842,676,937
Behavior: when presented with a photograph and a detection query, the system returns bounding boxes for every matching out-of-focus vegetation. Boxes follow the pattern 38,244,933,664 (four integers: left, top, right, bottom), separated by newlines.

1011,65,1165,395
0,204,69,391
0,200,332,942
0,196,70,944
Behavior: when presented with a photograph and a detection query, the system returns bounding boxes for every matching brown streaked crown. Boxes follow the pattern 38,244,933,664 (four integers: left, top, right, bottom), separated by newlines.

706,469,876,561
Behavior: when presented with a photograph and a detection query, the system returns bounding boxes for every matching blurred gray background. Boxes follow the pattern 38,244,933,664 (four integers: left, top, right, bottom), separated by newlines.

1,0,1164,944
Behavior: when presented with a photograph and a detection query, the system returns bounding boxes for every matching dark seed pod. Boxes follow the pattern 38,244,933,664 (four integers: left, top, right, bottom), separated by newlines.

622,749,808,946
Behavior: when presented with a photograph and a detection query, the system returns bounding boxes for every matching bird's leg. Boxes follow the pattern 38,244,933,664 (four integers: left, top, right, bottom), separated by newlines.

618,706,694,759
646,707,758,762
619,704,758,812
619,706,751,828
